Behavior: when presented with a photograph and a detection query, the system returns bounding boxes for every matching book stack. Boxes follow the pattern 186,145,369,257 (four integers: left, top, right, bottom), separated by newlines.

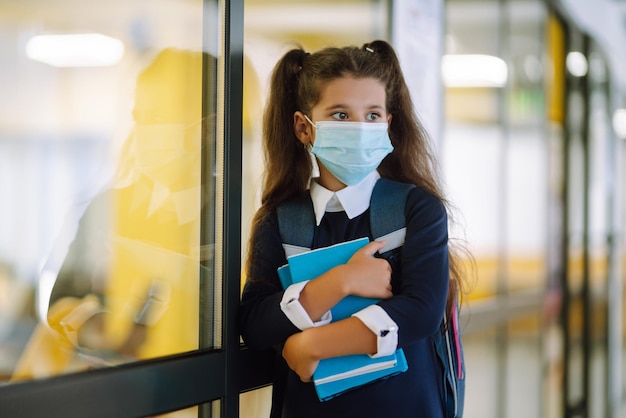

278,237,408,401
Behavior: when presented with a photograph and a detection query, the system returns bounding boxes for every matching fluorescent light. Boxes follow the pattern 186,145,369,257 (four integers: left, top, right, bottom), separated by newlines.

26,33,124,68
442,54,508,88
613,108,626,139
566,51,588,77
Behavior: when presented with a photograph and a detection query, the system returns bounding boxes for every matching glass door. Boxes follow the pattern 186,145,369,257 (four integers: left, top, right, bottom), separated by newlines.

0,0,242,416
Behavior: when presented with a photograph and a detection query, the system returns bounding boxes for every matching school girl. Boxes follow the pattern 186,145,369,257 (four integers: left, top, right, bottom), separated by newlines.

240,39,467,418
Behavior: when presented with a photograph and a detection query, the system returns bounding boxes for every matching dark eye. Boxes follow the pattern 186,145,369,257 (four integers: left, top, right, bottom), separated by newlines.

366,112,381,121
331,112,348,120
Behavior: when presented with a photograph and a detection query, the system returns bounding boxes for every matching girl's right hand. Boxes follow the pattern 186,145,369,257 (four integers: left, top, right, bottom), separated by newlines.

341,240,392,300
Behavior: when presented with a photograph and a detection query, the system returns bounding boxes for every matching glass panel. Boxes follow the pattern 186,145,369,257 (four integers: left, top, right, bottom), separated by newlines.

445,1,548,417
587,41,611,418
240,387,272,418
614,131,626,418
506,316,543,418
503,3,548,416
0,0,218,384
444,0,502,302
544,12,566,418
505,0,548,295
154,401,218,418
564,27,588,412
462,328,499,418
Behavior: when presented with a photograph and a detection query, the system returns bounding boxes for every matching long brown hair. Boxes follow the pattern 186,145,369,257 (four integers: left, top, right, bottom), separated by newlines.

248,40,472,315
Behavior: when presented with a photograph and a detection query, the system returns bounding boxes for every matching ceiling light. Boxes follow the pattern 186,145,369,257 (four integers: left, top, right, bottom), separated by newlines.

566,51,588,77
613,108,626,139
26,33,124,68
442,54,508,88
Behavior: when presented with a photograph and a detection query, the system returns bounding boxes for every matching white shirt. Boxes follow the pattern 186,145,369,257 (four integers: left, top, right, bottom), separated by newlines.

280,170,399,357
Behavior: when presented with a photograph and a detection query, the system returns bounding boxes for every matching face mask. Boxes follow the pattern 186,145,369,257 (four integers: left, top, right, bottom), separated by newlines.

305,116,393,186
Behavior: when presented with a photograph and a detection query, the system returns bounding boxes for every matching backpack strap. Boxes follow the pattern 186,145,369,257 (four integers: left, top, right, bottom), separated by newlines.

436,293,465,418
276,194,315,257
370,178,415,255
373,179,465,418
277,179,415,257
272,194,314,418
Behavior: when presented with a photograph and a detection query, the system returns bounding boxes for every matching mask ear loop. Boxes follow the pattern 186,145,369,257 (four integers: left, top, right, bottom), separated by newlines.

303,114,316,128
300,114,315,151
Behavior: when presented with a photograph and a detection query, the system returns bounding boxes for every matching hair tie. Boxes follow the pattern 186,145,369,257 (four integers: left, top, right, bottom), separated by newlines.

365,46,374,53
298,51,310,71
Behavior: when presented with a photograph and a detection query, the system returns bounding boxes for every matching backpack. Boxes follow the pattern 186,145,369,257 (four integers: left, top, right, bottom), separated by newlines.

276,178,465,418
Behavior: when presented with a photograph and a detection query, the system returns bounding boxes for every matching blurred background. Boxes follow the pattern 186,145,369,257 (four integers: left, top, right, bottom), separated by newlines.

0,0,625,417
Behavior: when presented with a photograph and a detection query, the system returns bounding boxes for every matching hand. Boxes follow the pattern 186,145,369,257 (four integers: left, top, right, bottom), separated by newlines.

343,241,392,300
282,330,320,382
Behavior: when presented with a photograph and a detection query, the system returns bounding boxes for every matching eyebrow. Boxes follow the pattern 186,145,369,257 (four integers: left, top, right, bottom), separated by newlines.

323,104,386,111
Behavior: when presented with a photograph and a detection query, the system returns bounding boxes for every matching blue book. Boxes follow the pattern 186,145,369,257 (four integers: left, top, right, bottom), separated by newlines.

278,237,408,401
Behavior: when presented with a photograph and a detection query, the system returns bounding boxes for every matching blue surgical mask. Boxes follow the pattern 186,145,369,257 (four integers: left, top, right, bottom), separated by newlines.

305,116,394,186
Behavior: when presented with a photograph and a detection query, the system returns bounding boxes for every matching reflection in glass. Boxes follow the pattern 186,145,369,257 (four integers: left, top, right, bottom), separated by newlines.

25,33,125,68
10,47,213,381
0,0,216,383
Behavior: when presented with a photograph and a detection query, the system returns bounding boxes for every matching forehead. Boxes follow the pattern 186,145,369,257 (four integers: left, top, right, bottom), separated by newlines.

315,76,386,109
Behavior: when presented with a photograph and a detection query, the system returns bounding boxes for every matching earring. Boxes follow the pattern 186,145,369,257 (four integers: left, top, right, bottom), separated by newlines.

304,142,312,151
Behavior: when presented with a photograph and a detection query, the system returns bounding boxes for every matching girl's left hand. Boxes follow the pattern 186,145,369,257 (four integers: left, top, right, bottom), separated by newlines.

282,330,319,382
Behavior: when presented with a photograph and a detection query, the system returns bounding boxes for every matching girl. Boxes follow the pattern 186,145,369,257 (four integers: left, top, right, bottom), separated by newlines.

240,40,468,418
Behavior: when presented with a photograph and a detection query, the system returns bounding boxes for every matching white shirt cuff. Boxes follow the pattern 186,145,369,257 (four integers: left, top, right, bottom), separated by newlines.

280,281,332,330
352,304,398,358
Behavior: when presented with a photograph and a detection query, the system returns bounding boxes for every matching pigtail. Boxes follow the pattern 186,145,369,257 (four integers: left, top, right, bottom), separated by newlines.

364,41,438,192
261,48,312,209
246,48,312,276
365,40,471,320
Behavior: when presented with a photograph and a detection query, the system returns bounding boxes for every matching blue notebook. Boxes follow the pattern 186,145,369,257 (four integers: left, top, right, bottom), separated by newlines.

278,237,408,401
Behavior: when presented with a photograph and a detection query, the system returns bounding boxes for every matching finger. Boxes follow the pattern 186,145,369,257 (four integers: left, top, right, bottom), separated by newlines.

361,240,386,256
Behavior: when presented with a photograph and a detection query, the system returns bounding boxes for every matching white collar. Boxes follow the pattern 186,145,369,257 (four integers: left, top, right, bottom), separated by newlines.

309,171,380,226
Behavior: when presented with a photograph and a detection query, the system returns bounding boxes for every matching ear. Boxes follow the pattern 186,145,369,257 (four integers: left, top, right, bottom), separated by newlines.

293,111,313,145
386,113,392,126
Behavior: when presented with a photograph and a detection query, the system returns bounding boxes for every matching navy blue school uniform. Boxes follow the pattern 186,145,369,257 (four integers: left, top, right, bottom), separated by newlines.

240,178,449,418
